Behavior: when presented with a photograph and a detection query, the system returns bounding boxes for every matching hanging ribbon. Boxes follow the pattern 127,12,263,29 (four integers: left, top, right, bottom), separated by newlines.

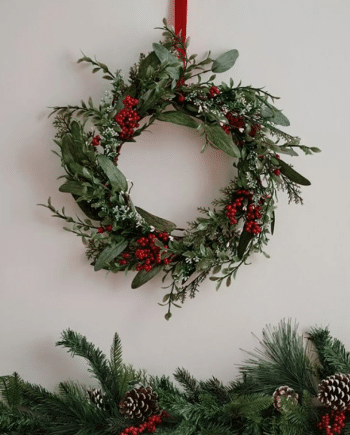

174,0,187,44
174,0,187,82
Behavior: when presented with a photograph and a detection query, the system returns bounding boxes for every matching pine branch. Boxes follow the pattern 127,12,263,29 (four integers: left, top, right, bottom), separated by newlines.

0,407,47,434
309,326,350,376
173,368,200,402
199,377,232,405
110,332,123,375
239,319,317,396
56,329,116,401
225,393,272,419
308,326,334,378
0,372,23,407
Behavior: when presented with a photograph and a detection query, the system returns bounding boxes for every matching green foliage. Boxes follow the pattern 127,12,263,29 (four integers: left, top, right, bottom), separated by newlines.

44,19,318,319
2,321,350,434
239,319,317,396
212,49,239,73
94,241,128,271
173,368,200,402
135,207,176,232
97,155,128,192
309,326,350,376
131,264,163,289
157,111,198,128
203,124,240,158
278,159,311,186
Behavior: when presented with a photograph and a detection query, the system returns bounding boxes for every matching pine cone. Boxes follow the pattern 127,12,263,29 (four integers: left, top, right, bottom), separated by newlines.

318,373,350,410
87,388,105,410
119,386,159,420
273,386,299,411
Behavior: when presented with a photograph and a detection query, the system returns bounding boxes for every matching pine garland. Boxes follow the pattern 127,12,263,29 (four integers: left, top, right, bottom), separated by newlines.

2,320,350,434
40,20,320,319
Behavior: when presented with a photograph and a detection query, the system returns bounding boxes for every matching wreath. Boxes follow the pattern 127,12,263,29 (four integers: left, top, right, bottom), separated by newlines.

42,21,319,318
1,320,349,435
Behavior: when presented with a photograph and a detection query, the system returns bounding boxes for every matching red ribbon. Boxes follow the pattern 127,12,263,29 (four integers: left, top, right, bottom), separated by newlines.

174,0,187,43
174,0,187,74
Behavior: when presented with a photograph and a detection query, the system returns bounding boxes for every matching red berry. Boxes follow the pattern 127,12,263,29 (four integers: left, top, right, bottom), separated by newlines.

274,169,281,176
177,94,185,103
105,224,113,232
97,227,104,233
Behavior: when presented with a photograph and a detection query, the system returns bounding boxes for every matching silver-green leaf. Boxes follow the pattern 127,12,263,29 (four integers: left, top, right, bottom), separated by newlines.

94,240,128,272
131,264,163,289
97,155,128,192
157,111,198,129
204,125,240,158
212,49,239,73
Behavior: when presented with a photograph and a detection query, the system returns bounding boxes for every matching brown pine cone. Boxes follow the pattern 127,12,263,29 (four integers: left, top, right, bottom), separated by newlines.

119,386,159,420
317,373,350,410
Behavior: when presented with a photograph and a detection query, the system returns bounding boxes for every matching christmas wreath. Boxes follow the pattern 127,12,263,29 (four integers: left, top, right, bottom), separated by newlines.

42,21,319,318
2,320,350,435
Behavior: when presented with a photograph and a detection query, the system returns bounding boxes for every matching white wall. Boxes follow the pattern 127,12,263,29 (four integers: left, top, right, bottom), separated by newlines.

1,0,349,390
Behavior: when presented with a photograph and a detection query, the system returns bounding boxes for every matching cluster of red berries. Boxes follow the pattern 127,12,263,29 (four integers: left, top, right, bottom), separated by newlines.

317,410,346,435
121,411,169,435
115,96,140,141
249,124,261,137
118,252,130,266
225,190,262,235
118,232,174,272
221,124,231,134
97,225,113,233
208,86,220,98
91,135,101,147
225,113,245,129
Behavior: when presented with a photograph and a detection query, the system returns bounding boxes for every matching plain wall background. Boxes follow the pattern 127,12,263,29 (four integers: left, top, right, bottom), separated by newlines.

1,0,349,390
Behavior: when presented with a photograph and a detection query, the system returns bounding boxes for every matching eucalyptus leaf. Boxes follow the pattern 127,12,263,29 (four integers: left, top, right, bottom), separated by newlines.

70,120,81,140
272,110,290,127
237,231,253,259
152,43,180,66
68,162,93,179
94,241,128,272
61,134,86,164
131,264,163,289
61,135,75,165
271,210,275,235
279,160,311,186
135,207,176,231
261,103,290,127
212,49,239,73
97,155,128,192
157,111,198,128
204,125,240,158
59,181,87,196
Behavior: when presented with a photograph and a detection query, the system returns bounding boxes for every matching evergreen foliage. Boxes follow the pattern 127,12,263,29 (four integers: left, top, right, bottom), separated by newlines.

42,20,319,318
2,320,350,434
239,319,317,396
309,326,350,377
